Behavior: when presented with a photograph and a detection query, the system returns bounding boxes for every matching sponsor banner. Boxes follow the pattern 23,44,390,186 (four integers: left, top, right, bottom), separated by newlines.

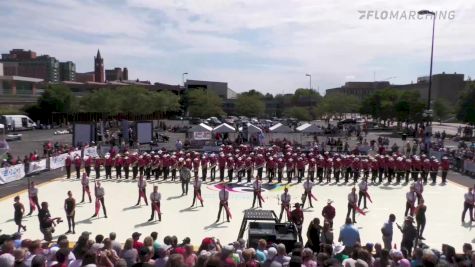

0,164,25,184
84,146,99,158
193,131,211,140
28,159,47,174
50,153,69,170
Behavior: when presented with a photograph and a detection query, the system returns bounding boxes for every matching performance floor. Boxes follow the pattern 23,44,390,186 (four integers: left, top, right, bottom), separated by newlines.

0,171,472,250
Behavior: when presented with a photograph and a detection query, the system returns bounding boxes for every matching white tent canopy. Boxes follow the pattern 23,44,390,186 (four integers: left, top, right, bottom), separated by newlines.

188,123,213,133
213,123,236,133
269,123,293,133
238,123,262,134
296,123,323,134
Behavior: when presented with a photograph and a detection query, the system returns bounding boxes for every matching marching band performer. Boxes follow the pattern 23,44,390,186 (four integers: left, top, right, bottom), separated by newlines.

405,185,417,217
136,175,148,206
429,158,439,184
114,154,123,179
216,183,231,223
251,176,264,208
84,155,92,177
148,185,162,221
27,181,40,216
94,155,102,179
201,154,208,181
218,153,226,182
441,156,450,184
279,187,291,222
123,154,130,179
209,153,217,181
277,158,285,183
302,176,316,208
191,176,204,207
74,155,82,179
286,158,294,183
65,154,72,179
104,153,113,179
80,172,92,203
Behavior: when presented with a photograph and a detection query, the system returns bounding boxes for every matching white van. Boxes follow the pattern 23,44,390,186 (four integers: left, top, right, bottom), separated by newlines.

0,115,36,131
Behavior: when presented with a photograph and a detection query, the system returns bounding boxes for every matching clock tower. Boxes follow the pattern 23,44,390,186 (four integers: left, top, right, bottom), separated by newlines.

94,49,105,83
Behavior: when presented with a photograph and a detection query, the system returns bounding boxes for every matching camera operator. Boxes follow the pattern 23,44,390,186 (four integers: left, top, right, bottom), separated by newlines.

38,201,62,242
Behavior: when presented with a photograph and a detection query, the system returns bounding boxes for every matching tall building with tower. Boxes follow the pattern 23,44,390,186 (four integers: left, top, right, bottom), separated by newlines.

94,49,104,83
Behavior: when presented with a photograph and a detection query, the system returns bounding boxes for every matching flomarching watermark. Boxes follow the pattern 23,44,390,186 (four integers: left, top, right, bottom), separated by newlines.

358,10,456,20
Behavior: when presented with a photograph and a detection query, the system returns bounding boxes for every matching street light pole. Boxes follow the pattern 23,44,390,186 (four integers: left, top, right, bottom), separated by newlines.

182,72,189,86
305,73,312,90
418,10,436,125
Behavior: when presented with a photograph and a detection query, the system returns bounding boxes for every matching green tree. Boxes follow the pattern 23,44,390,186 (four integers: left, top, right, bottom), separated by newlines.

187,89,225,118
235,94,265,117
38,84,77,113
80,88,121,115
283,107,312,121
151,91,181,115
457,85,475,125
433,98,453,122
318,93,360,119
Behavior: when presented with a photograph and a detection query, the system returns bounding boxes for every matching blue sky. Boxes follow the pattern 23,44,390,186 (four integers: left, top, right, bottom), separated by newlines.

0,0,474,94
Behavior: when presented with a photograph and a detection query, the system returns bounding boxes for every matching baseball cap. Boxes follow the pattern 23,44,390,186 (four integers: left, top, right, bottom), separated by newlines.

132,232,142,239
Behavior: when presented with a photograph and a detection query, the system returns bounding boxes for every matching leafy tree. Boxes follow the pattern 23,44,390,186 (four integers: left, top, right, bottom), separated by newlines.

318,93,360,119
151,91,181,115
38,84,78,113
292,88,323,106
241,89,264,98
187,89,225,118
433,98,453,122
283,107,312,121
457,85,475,125
235,94,265,117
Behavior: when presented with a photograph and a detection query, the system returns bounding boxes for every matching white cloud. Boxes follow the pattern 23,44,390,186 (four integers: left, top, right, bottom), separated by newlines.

0,0,474,93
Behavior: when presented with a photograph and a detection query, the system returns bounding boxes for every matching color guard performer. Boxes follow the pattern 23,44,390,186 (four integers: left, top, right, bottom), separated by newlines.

302,177,316,208
80,172,92,203
148,185,162,221
136,175,148,206
404,185,417,217
251,177,263,208
27,181,40,216
191,176,204,207
65,154,72,179
346,187,358,223
441,156,449,184
216,184,231,223
13,196,27,232
91,181,107,218
357,177,370,209
279,187,291,222
193,157,200,180
414,178,424,204
180,160,191,195
64,191,76,234
461,187,474,223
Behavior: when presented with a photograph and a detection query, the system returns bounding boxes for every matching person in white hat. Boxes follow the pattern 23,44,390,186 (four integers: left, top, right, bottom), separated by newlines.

440,156,449,183
74,156,82,179
429,158,439,184
277,157,285,183
104,154,113,179
216,183,231,223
